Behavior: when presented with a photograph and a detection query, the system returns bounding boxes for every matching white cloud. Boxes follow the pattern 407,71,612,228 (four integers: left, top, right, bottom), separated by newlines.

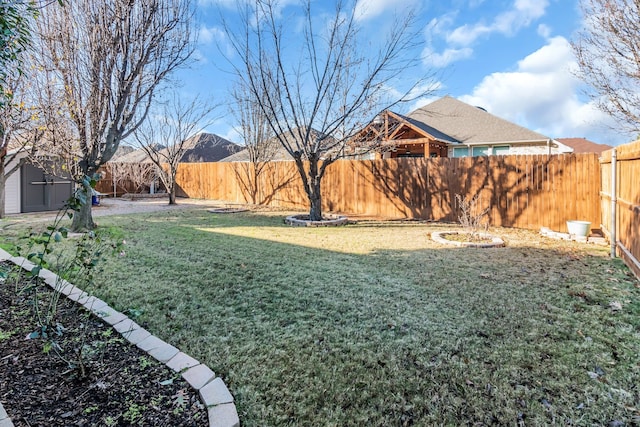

424,0,549,68
459,36,626,145
446,23,490,46
537,23,551,39
423,46,473,68
199,26,225,45
516,36,571,73
354,0,417,22
447,0,549,46
427,13,457,37
198,25,236,59
191,49,209,65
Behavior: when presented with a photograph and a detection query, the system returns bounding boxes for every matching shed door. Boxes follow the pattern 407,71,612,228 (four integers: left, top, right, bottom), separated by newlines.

21,163,73,213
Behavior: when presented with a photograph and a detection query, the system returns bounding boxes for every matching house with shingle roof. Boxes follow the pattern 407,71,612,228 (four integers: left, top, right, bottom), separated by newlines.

359,96,573,158
555,137,612,154
115,133,240,164
220,127,334,162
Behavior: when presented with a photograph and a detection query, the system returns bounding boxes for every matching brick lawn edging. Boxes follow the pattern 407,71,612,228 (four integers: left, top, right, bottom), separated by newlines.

0,248,240,427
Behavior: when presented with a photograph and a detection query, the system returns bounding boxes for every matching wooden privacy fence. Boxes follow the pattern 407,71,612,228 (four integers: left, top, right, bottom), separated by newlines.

600,140,640,278
175,153,601,232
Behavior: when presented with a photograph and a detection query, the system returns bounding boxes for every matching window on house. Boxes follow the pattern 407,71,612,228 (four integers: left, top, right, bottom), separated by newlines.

472,146,489,156
452,147,469,158
493,146,510,155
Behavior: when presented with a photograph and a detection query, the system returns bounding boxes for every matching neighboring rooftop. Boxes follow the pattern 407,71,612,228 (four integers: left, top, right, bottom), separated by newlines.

407,96,553,144
111,133,240,163
111,145,136,161
178,133,241,162
220,127,332,162
556,137,613,154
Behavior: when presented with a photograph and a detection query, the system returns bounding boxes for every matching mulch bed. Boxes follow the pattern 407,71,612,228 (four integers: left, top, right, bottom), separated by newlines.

0,263,207,426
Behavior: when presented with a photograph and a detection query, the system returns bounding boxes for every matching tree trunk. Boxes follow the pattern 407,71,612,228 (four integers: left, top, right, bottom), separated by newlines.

251,163,259,204
169,184,176,205
71,180,96,232
168,174,176,205
306,157,323,221
308,179,322,221
0,160,6,219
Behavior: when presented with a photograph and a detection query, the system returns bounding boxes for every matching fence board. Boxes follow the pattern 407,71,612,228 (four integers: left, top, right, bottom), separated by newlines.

601,140,640,279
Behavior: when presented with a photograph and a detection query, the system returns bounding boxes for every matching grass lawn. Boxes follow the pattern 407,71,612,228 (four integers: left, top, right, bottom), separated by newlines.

3,207,640,425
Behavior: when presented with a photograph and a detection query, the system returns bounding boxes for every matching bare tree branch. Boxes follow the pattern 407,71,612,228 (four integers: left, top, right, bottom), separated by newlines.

31,0,195,230
229,79,280,204
132,92,218,205
225,0,437,220
572,0,640,134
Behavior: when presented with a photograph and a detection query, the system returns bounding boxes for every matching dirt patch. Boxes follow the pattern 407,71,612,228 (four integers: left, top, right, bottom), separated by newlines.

0,265,207,426
431,230,505,248
284,214,348,227
208,207,250,214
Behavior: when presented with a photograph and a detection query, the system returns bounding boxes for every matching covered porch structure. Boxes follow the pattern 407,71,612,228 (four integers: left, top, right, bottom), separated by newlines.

358,110,451,159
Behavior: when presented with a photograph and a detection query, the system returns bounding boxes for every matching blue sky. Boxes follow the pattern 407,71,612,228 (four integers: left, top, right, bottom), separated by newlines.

177,0,630,146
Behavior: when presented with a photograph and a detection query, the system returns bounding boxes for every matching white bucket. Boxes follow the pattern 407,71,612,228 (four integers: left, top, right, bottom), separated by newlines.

566,220,591,237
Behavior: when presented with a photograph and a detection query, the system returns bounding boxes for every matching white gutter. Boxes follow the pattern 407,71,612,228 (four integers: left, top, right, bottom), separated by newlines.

449,139,549,146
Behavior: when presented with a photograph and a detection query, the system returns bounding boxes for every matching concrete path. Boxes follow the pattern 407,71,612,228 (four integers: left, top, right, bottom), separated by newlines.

1,197,231,228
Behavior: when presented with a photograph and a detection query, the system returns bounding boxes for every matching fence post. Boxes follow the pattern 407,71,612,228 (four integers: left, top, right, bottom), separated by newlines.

610,148,617,259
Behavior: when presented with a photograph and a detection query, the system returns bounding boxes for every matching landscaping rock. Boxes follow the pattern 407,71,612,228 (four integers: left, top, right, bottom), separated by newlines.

182,364,216,390
209,403,240,427
136,335,166,352
200,377,234,407
147,342,180,363
208,403,240,427
123,327,152,345
96,306,128,325
166,352,200,373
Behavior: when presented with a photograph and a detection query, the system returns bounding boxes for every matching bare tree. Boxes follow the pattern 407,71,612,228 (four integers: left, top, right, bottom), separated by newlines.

0,72,40,217
123,162,157,195
229,80,280,204
32,0,194,230
0,0,64,217
1,0,38,107
226,0,434,220
105,161,156,197
105,162,128,197
133,93,217,205
573,0,640,133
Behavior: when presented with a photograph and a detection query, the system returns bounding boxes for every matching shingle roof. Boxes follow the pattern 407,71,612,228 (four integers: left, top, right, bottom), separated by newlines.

394,112,458,143
407,96,551,144
220,127,331,162
555,137,612,154
113,133,239,163
175,133,240,162
115,148,154,163
220,145,292,162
